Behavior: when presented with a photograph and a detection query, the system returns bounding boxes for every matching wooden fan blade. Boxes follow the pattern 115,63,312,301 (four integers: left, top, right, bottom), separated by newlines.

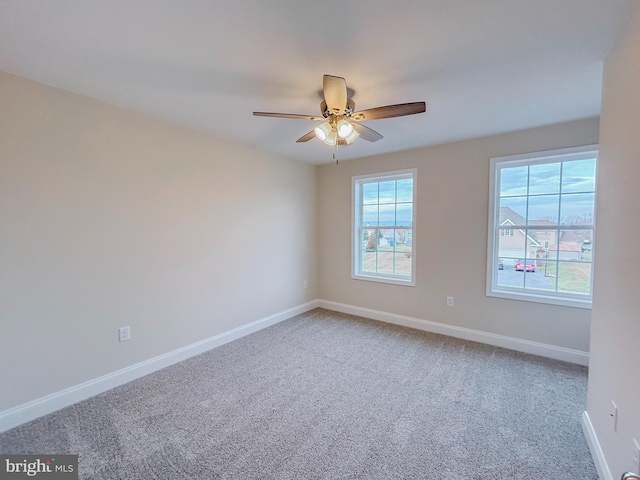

296,131,317,143
352,102,426,121
253,112,324,121
352,122,383,142
323,75,348,115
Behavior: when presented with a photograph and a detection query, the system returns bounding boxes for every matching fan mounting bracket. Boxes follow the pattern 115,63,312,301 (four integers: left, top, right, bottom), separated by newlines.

321,99,355,118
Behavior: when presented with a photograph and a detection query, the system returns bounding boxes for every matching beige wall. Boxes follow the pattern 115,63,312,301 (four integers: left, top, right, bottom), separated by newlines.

587,5,640,477
318,118,599,351
0,71,317,411
0,62,618,436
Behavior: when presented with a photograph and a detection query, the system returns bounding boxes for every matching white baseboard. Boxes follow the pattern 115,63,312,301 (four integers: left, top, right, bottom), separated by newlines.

0,299,589,434
0,300,320,434
317,300,589,366
582,411,612,480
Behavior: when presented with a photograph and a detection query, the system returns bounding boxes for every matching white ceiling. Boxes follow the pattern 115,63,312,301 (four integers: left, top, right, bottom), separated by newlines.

0,1,637,165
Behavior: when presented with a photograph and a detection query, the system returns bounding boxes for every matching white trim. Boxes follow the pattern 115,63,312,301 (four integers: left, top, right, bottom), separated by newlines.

486,144,598,308
491,144,600,166
488,289,593,309
0,298,591,435
317,299,589,366
0,300,320,434
352,168,417,287
582,411,613,480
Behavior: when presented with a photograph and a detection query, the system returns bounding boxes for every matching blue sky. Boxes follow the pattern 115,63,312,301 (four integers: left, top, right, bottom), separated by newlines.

362,179,413,226
499,158,596,223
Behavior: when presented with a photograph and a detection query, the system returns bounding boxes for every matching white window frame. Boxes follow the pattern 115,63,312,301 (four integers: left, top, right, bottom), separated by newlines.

352,169,417,286
486,145,598,309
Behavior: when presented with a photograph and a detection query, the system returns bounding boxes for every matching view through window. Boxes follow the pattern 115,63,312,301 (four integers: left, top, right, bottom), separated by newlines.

353,169,416,285
487,146,598,307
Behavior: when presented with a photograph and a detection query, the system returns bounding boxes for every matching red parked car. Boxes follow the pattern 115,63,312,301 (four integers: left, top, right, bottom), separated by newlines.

515,259,536,272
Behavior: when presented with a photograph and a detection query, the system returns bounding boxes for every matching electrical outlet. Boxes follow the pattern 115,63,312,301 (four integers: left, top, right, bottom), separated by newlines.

610,400,618,431
446,296,454,307
119,326,131,342
633,438,640,473
303,280,308,289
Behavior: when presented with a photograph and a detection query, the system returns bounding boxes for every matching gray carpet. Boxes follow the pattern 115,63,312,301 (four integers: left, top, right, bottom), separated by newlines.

0,308,596,479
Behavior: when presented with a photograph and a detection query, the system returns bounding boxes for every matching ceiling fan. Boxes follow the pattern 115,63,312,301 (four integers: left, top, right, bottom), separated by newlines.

253,75,426,161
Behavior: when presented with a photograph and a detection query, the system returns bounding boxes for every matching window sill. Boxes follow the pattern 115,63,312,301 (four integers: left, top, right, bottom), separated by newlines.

352,274,415,287
487,288,592,309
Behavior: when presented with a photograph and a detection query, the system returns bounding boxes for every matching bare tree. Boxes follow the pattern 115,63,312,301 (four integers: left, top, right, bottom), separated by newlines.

562,214,594,225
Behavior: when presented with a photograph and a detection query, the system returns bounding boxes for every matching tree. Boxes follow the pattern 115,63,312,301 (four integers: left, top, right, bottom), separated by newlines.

366,229,377,251
562,214,594,225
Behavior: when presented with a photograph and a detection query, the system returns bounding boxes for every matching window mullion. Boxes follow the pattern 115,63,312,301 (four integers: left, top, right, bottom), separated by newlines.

353,170,416,286
488,145,598,307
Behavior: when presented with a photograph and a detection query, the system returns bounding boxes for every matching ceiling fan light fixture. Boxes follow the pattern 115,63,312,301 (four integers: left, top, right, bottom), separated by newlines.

337,119,354,139
314,122,332,141
344,128,360,145
323,131,338,146
253,75,426,157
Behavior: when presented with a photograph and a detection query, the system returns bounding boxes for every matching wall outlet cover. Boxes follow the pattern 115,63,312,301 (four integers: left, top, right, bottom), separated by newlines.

119,326,131,342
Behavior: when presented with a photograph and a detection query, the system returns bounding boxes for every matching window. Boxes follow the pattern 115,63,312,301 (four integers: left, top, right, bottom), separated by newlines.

486,145,598,308
353,169,416,285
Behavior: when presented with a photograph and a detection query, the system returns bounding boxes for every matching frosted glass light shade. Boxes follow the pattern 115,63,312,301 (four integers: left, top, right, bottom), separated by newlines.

314,122,332,141
337,119,354,138
344,128,359,144
324,131,337,146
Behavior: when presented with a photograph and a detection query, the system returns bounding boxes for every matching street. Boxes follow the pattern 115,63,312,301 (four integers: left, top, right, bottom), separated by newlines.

497,267,555,291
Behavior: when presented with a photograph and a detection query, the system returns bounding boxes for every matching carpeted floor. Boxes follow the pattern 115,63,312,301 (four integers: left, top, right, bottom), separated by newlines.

0,308,596,479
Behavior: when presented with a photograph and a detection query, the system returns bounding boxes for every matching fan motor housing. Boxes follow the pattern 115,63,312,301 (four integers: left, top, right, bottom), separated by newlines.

321,99,355,118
